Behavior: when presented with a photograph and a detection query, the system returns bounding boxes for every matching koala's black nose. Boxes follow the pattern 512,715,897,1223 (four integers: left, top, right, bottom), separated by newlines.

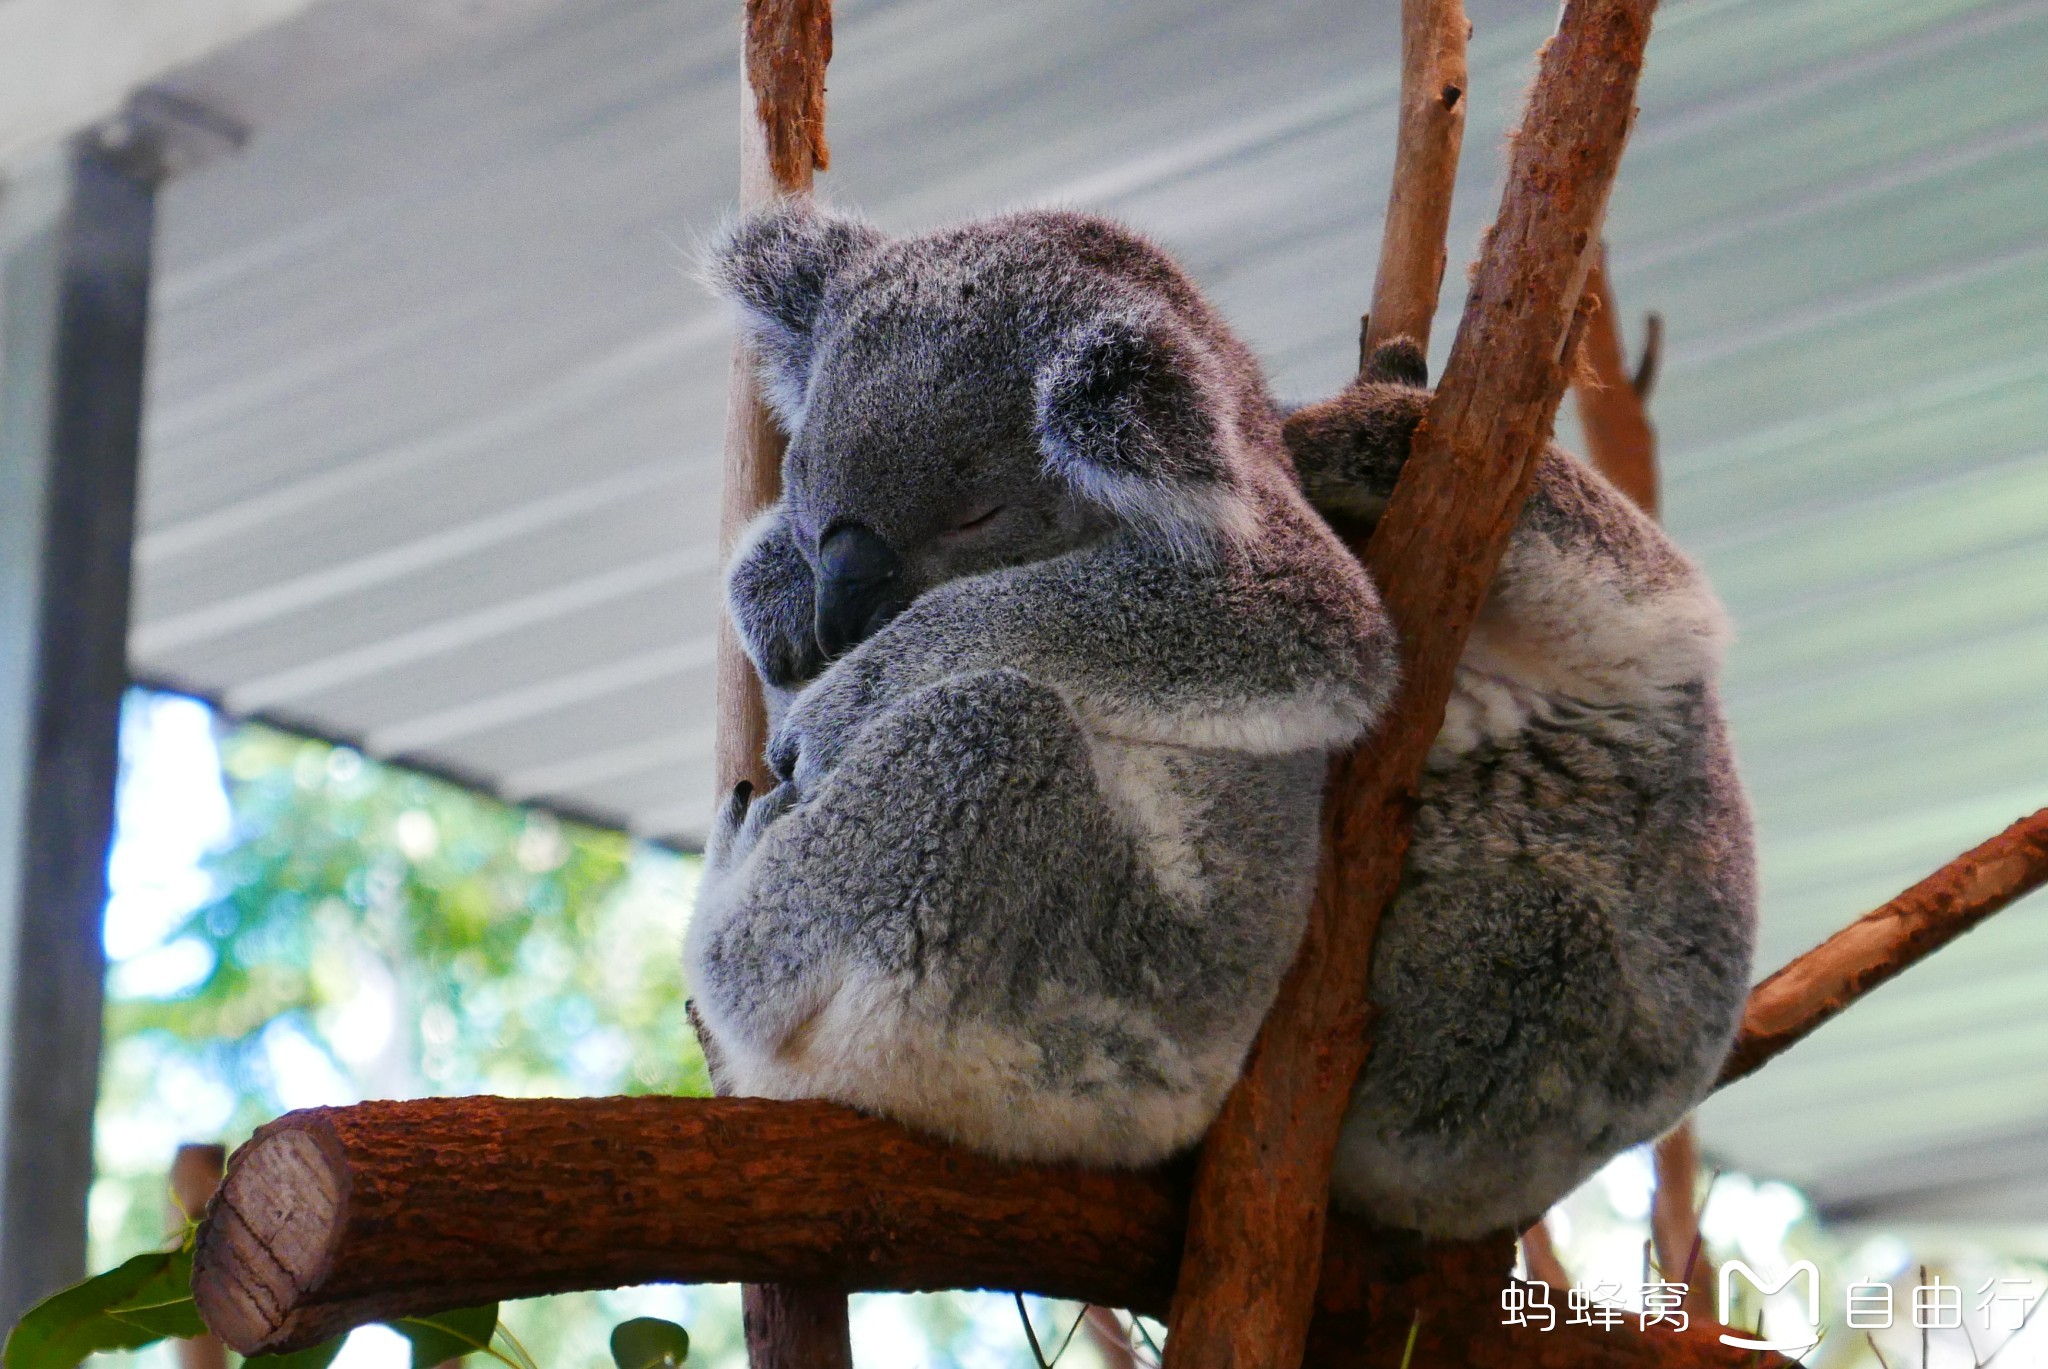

815,522,907,659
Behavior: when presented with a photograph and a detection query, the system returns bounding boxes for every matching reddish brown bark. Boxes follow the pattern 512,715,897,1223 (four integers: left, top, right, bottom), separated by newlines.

189,1096,1786,1369
1718,805,2048,1086
743,0,832,189
1573,243,1661,516
720,7,843,1364
1162,5,1656,1367
1362,0,1470,359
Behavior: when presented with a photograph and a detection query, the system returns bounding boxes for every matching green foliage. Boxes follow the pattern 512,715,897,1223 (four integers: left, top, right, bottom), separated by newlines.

107,722,696,1104
606,1318,689,1369
6,1246,628,1369
96,1249,207,1343
3,1253,180,1369
388,1305,499,1369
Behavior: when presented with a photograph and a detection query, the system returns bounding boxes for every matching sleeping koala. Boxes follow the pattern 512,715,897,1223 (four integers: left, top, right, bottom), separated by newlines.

1289,340,1756,1235
686,202,1395,1167
684,201,1757,1239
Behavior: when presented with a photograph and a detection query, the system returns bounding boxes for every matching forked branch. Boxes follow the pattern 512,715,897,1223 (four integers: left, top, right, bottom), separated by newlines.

1162,4,1656,1366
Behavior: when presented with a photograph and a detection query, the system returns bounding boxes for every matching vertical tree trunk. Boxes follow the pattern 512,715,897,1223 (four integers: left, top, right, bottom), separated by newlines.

713,5,850,1367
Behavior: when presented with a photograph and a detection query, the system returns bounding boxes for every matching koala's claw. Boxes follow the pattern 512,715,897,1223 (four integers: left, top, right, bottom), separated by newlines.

707,779,754,871
767,734,799,784
710,774,802,873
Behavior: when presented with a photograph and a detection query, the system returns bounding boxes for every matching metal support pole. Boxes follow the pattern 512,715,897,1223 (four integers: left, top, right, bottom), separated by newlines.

0,121,163,1326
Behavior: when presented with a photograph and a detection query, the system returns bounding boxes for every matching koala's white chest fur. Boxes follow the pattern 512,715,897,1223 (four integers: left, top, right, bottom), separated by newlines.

1084,734,1210,903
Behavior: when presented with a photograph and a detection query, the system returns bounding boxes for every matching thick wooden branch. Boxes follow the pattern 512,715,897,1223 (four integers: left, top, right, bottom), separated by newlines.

1572,242,1660,516
189,1096,1784,1369
719,6,841,1364
1717,806,2048,1087
1362,0,1469,358
1162,6,1654,1366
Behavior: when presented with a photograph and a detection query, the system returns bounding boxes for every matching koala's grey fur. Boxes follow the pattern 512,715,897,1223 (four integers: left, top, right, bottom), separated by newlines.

684,202,1757,1240
1288,340,1755,1236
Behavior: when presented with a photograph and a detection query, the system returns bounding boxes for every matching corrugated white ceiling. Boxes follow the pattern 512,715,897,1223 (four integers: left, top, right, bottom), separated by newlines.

131,0,2048,1225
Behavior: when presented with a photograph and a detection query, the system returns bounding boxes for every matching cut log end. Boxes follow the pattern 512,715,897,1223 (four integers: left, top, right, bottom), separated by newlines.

192,1125,347,1354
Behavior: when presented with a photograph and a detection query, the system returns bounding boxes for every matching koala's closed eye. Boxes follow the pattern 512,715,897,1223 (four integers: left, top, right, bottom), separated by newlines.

943,504,1004,536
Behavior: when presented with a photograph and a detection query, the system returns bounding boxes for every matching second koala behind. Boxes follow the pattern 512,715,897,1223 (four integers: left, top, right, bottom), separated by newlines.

685,203,1757,1239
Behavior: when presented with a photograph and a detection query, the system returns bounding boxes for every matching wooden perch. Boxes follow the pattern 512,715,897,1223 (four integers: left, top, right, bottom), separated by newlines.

1163,5,1655,1366
1362,0,1469,359
189,1095,1786,1369
1572,242,1661,516
717,5,844,1365
1717,805,2048,1087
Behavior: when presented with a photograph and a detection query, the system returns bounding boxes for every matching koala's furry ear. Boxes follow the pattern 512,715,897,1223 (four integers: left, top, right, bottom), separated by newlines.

705,200,883,423
1034,311,1237,544
1362,336,1429,388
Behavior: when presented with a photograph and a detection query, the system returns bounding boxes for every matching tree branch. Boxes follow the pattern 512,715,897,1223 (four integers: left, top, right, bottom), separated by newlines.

1362,0,1470,359
1717,806,2048,1087
1571,242,1660,516
742,0,832,189
188,1096,1786,1369
1162,6,1655,1366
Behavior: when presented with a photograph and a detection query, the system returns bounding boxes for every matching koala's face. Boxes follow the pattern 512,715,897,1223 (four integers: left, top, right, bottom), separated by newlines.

780,321,1112,658
710,201,1255,662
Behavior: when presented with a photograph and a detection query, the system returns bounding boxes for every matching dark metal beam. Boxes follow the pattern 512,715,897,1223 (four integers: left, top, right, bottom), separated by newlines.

0,124,162,1327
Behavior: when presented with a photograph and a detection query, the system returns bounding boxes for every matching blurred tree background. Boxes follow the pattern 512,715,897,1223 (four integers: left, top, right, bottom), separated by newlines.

92,690,741,1369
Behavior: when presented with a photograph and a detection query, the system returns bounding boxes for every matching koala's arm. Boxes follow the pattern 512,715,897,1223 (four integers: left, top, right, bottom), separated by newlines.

689,665,1323,1166
724,505,825,729
768,507,1396,790
1284,341,1730,712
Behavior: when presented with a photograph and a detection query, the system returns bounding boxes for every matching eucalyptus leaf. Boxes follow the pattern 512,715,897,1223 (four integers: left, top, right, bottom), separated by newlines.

101,1301,209,1340
389,1304,498,1369
243,1335,347,1369
104,1250,207,1340
608,1317,690,1369
3,1252,177,1369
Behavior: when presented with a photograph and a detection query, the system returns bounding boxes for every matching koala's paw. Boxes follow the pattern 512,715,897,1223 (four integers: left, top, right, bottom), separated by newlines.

728,506,829,693
733,591,829,694
706,778,801,873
